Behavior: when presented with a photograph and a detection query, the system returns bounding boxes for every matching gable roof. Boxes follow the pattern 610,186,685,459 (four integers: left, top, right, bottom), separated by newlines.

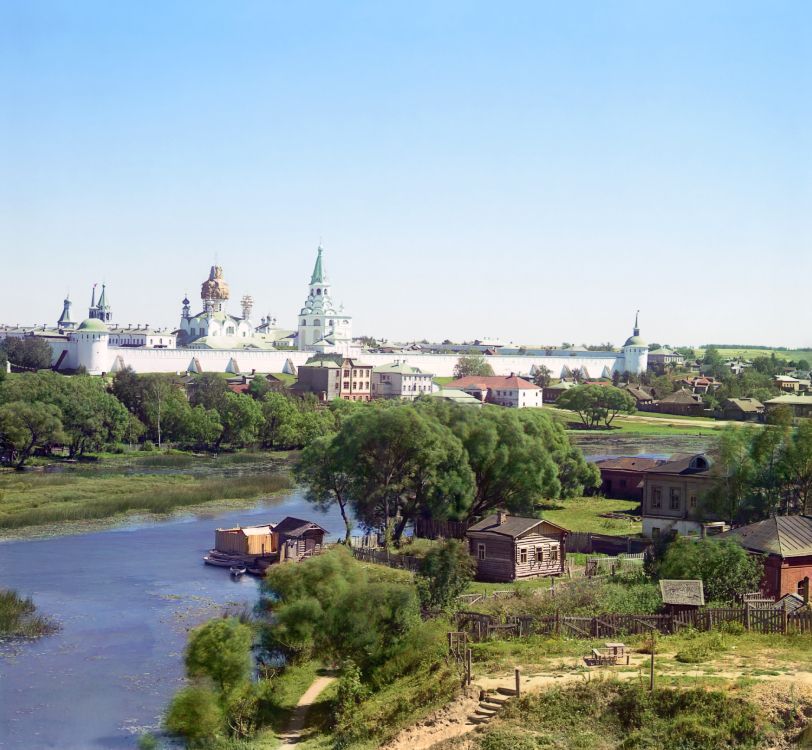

645,453,714,476
274,516,327,537
449,375,540,391
721,515,812,557
595,456,665,472
659,579,705,606
724,398,764,413
467,513,568,538
659,388,703,404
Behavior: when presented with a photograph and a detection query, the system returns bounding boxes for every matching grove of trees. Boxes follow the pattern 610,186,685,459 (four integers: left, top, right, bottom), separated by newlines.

555,384,637,428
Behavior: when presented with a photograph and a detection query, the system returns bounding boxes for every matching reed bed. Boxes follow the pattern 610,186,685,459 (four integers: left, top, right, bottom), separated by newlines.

0,589,58,638
0,472,293,530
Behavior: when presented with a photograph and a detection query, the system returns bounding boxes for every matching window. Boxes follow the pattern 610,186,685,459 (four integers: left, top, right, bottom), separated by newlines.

689,494,697,509
343,382,350,389
535,546,545,563
477,544,486,560
652,527,661,538
519,547,528,564
670,488,681,510
550,545,559,563
652,487,662,508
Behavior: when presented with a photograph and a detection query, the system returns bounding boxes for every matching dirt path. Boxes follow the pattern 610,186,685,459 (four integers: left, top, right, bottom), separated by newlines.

277,675,336,745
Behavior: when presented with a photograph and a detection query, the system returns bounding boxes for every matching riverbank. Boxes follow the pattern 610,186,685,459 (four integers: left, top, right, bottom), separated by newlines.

0,588,58,638
0,451,295,538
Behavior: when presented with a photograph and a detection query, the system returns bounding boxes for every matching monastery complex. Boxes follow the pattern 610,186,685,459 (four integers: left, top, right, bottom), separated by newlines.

0,247,648,378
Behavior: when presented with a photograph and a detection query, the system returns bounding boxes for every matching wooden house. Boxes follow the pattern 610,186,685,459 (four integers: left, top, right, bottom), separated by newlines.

466,512,568,582
214,524,277,557
275,517,327,561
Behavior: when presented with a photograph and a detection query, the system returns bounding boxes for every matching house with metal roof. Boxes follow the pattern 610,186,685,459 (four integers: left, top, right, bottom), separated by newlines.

466,512,569,582
765,394,812,421
721,516,812,599
428,388,483,408
594,456,666,501
371,361,435,400
640,453,721,538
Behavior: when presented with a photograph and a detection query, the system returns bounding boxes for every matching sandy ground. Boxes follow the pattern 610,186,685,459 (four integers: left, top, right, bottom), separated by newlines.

277,675,336,745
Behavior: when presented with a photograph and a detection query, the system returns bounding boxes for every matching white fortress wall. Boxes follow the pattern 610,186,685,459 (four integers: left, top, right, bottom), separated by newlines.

92,346,628,378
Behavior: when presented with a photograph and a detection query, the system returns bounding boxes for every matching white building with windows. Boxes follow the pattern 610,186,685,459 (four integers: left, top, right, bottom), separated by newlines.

371,362,435,400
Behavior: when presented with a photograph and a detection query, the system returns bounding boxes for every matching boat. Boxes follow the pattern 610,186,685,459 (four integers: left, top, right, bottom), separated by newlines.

229,566,247,578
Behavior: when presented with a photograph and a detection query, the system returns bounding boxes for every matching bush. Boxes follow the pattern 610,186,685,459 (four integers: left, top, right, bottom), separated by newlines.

658,538,763,603
674,631,729,663
185,618,254,694
165,684,224,744
416,539,476,610
479,728,539,750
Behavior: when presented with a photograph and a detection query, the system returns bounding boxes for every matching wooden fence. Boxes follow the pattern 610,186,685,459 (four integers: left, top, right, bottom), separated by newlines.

350,547,421,572
413,518,469,540
455,607,812,641
567,532,650,555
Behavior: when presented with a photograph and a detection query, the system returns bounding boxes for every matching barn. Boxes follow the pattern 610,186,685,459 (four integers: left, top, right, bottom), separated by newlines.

466,512,568,582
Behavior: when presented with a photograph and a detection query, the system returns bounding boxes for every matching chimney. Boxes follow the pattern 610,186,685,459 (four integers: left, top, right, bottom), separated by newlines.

497,510,507,526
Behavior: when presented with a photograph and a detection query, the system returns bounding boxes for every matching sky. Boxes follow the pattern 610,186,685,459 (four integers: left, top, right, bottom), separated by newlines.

1,1,810,348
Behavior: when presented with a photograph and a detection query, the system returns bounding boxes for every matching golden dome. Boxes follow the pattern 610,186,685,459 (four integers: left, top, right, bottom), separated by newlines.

201,265,230,301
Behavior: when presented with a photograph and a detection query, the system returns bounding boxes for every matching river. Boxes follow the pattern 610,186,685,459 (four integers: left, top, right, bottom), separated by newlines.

0,492,346,750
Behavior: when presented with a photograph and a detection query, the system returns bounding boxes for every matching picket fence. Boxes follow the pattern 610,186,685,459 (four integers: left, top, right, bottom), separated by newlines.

350,546,422,572
455,606,812,642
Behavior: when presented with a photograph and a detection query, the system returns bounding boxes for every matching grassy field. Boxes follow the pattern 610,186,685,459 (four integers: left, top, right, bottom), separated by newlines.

696,346,812,362
540,496,640,535
609,417,722,436
0,467,292,531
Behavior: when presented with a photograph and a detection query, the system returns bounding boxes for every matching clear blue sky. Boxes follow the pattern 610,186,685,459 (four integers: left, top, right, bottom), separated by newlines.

1,1,809,348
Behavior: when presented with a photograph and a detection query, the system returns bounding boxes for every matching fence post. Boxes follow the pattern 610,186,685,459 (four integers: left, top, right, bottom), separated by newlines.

514,667,521,698
466,648,473,686
745,603,750,632
556,611,561,637
783,607,788,635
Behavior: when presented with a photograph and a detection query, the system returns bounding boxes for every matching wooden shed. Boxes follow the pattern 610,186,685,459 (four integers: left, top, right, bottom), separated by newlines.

275,517,327,561
214,524,277,557
466,512,568,582
659,579,705,615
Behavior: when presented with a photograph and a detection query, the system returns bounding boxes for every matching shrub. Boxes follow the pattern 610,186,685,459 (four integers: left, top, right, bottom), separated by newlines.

185,618,254,694
675,631,729,663
480,728,539,750
165,684,224,744
416,539,476,610
658,538,763,603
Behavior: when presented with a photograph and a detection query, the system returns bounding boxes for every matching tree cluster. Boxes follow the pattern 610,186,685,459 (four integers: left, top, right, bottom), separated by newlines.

703,423,812,523
0,337,54,371
555,384,637,428
295,398,599,545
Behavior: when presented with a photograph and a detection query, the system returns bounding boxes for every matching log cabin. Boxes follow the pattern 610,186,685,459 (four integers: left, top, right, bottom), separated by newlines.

275,517,327,561
466,512,568,582
214,524,277,557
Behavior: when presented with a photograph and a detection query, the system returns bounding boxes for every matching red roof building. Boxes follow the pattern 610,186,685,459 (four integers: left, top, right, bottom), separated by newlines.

446,374,543,408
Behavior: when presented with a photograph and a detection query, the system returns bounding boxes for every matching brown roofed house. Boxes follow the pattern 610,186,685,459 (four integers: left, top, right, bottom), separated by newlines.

721,516,812,600
274,517,328,561
594,456,665,501
653,388,706,417
720,398,764,422
466,512,568,582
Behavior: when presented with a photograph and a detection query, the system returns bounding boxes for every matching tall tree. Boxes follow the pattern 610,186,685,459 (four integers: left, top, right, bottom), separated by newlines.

217,393,263,448
0,338,53,370
295,436,354,543
532,365,552,388
0,401,64,468
452,354,494,378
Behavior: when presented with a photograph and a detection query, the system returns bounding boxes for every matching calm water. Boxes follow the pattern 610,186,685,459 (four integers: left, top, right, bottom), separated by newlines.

0,492,346,750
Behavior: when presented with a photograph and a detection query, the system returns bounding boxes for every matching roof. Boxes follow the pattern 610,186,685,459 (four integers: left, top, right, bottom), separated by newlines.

648,347,678,356
623,335,647,347
310,246,326,284
645,453,714,476
373,362,431,375
76,318,108,333
274,516,328,537
658,388,702,404
217,524,274,536
429,388,483,406
448,375,540,391
301,358,340,369
724,398,764,413
545,381,577,391
659,579,705,606
766,395,812,405
467,513,568,538
625,386,654,401
721,515,812,558
595,456,665,472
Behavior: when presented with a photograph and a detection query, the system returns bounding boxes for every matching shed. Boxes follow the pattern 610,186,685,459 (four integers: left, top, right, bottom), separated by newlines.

659,579,705,615
214,524,277,556
466,512,568,582
275,517,327,561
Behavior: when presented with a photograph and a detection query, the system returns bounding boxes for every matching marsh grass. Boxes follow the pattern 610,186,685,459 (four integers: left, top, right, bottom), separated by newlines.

0,589,58,638
0,472,293,529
